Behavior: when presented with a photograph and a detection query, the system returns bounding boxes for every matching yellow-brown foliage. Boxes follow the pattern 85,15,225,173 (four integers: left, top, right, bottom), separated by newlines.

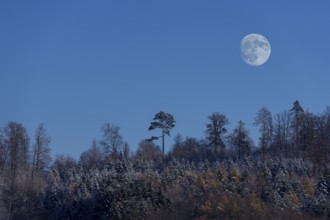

286,190,301,207
302,177,314,197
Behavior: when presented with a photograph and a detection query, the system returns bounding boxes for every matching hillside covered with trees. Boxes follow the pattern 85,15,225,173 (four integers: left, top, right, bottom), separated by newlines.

0,101,329,219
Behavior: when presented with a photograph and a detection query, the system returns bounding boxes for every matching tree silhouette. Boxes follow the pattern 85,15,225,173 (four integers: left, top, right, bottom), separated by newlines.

254,107,273,160
205,112,228,151
32,124,52,174
290,100,305,157
228,120,252,160
148,111,176,156
100,123,123,159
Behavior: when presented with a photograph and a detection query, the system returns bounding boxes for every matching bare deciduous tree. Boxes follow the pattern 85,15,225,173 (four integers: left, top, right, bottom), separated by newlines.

100,123,123,159
2,121,30,219
273,110,292,157
80,139,103,168
32,124,52,174
135,140,162,161
254,107,273,159
0,127,7,173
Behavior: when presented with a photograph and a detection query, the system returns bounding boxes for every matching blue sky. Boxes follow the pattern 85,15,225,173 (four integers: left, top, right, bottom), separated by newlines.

1,1,330,159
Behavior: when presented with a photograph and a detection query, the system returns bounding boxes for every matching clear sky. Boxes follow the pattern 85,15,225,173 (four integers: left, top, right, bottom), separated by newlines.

1,1,330,159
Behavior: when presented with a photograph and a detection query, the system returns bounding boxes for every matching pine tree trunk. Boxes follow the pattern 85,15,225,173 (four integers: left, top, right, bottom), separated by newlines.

162,130,165,158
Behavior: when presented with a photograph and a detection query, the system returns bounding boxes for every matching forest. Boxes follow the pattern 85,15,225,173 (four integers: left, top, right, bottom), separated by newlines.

0,100,329,219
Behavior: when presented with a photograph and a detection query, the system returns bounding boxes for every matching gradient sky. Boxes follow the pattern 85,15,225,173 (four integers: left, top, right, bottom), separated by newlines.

1,1,330,159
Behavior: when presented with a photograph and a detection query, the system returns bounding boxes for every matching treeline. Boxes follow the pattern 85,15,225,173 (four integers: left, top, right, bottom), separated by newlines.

0,100,329,219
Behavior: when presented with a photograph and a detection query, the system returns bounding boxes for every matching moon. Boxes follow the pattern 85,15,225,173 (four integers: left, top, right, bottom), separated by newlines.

240,33,271,66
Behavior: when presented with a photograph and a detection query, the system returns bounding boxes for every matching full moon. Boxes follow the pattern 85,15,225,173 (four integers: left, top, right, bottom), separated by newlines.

240,33,271,66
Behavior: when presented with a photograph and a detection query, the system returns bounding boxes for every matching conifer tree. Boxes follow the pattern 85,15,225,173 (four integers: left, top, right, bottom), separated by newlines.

148,111,176,157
